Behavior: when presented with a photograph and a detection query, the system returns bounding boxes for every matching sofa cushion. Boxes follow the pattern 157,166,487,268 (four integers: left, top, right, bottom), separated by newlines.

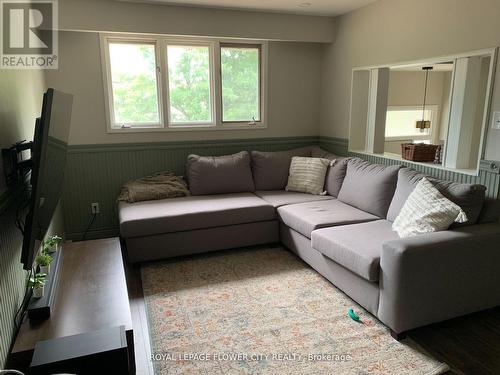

186,151,255,195
278,199,379,239
286,157,331,195
311,220,399,282
119,193,275,238
311,146,338,160
251,146,312,191
254,190,334,208
386,168,486,226
478,198,500,224
325,158,350,197
337,159,401,218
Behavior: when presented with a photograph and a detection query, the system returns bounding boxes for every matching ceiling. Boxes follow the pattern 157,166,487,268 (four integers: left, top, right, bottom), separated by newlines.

119,0,377,16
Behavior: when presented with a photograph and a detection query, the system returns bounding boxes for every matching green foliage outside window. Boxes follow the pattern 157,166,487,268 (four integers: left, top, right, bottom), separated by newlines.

221,47,260,122
168,46,212,123
109,43,261,126
111,44,159,125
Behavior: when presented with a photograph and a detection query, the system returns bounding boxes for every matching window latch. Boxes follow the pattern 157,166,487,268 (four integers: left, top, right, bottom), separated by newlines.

248,117,257,125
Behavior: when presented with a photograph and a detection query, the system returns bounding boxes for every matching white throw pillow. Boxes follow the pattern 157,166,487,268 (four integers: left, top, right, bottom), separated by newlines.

286,157,331,195
392,177,468,238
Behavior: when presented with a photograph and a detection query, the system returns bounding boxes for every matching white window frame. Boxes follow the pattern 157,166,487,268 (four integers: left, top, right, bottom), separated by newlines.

164,40,216,127
220,43,263,124
100,33,268,133
101,37,164,129
384,105,438,141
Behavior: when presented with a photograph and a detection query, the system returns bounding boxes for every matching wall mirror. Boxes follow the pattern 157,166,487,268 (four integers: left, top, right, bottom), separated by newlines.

349,48,497,175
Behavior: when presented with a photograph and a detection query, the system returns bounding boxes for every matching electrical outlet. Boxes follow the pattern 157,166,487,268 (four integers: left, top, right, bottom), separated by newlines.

91,202,100,214
492,111,500,130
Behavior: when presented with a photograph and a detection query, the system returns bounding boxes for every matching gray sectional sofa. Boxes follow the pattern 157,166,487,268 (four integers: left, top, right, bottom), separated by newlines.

118,146,500,338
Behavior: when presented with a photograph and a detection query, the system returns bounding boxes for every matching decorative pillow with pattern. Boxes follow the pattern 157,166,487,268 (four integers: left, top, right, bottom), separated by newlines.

392,177,468,238
286,157,331,195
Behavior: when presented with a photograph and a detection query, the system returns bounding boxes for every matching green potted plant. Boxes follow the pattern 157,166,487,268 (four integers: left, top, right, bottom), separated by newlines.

36,253,53,274
30,273,47,299
44,235,62,254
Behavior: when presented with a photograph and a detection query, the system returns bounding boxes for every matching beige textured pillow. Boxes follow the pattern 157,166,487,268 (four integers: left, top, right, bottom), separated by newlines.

392,177,468,238
286,157,331,195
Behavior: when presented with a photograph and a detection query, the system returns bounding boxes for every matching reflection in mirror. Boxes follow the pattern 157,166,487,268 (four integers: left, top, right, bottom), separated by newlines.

385,62,453,163
349,48,497,175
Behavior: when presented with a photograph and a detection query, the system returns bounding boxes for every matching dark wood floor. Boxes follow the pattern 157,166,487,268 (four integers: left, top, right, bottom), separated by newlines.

124,254,500,375
126,264,154,375
408,308,500,375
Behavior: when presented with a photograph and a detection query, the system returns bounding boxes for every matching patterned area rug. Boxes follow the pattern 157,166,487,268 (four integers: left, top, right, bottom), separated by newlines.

142,247,449,374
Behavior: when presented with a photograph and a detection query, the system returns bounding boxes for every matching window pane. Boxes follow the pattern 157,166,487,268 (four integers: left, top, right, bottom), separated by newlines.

167,45,212,124
385,109,432,137
109,43,160,125
221,46,260,122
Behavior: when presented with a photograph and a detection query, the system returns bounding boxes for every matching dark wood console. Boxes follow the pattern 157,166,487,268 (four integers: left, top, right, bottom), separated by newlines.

8,238,135,374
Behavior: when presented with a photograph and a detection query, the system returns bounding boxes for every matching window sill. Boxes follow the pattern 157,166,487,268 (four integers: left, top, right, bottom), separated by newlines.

107,123,267,134
349,150,479,176
385,136,431,141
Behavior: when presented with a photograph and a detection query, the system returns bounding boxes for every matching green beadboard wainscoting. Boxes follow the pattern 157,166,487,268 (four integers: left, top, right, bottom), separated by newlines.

318,136,349,156
0,189,30,369
320,136,500,198
63,136,321,240
63,135,499,240
0,190,65,368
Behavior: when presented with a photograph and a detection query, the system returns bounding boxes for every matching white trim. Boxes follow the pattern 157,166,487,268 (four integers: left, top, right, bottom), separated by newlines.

476,49,498,170
352,47,498,71
164,40,216,127
100,36,164,131
99,33,268,133
351,150,478,176
105,123,267,134
219,41,268,125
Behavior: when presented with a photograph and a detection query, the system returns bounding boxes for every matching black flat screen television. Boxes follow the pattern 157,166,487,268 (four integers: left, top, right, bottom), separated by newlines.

21,88,73,270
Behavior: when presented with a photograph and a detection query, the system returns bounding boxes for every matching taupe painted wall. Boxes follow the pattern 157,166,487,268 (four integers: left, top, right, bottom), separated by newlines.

58,0,336,43
45,31,323,145
0,70,45,195
319,0,500,161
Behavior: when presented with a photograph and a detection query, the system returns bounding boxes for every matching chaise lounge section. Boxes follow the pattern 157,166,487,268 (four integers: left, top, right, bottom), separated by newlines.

118,146,500,337
119,192,278,262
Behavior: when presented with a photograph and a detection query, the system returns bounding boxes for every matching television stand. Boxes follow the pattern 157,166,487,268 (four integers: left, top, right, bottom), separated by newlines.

8,238,135,374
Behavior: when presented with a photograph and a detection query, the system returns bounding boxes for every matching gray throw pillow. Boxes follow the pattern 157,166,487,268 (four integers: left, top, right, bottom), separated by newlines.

337,158,401,218
386,167,486,226
186,151,255,195
251,146,312,191
324,157,350,197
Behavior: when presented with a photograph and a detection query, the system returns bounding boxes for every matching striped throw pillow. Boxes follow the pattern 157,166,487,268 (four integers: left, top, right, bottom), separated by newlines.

392,177,468,238
286,157,331,195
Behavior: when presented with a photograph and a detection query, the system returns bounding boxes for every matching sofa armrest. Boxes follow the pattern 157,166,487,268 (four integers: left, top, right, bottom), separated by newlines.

378,223,500,334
